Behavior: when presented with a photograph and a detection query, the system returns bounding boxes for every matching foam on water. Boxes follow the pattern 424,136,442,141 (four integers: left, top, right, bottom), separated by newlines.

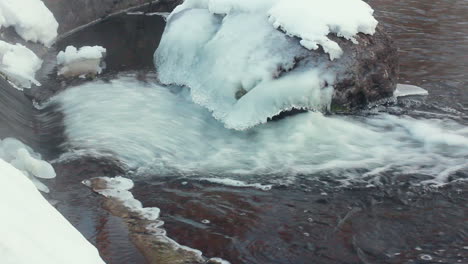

50,77,468,186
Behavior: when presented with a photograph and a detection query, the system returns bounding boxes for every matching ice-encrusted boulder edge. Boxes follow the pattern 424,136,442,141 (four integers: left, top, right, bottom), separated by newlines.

317,25,398,111
155,0,398,129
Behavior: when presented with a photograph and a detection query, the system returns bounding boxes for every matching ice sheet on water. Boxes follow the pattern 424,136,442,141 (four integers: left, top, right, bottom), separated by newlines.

0,159,105,264
50,77,468,186
0,0,58,46
0,41,42,89
394,84,429,97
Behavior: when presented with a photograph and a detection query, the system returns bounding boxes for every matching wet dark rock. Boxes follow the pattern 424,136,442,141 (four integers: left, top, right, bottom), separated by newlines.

41,0,182,34
330,25,399,110
282,25,398,112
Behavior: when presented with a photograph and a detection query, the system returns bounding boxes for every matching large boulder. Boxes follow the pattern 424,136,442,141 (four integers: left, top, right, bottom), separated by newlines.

329,25,399,111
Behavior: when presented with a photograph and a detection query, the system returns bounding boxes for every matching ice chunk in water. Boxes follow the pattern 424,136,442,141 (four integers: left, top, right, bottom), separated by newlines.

57,46,106,77
394,84,429,97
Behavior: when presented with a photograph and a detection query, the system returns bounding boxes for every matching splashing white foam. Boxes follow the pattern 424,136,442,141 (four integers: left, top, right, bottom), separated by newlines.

50,77,468,186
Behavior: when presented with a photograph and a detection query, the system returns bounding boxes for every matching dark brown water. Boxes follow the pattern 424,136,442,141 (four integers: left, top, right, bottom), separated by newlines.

30,0,468,264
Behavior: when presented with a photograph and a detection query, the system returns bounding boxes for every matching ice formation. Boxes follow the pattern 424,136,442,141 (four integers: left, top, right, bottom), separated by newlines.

83,176,160,220
394,84,429,97
51,77,468,186
0,0,58,46
155,0,377,129
199,178,272,191
57,46,107,77
0,41,42,88
0,138,55,192
0,159,105,264
268,0,377,60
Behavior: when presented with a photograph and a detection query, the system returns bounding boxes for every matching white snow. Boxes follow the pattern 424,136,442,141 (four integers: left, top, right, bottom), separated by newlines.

268,0,377,60
0,159,105,264
82,176,160,221
0,0,58,46
394,84,429,97
168,0,377,59
57,46,107,77
0,138,55,192
0,41,42,88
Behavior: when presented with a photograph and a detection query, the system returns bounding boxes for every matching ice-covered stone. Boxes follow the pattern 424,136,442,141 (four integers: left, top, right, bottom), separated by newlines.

57,45,106,77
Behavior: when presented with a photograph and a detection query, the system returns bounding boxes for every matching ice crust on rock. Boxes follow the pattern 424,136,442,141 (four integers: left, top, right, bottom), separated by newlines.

0,159,105,264
0,0,58,46
0,138,55,192
57,46,107,77
0,41,42,89
155,0,377,130
83,176,160,221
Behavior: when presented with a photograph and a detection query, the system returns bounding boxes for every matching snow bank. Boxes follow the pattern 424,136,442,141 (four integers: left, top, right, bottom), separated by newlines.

0,41,42,89
57,46,107,77
0,159,105,264
0,0,58,46
155,0,376,129
0,138,55,192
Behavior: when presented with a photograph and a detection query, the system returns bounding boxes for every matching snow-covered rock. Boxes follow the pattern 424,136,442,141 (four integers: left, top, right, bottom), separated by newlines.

0,159,105,264
0,0,58,46
155,0,396,129
57,46,106,77
0,41,42,89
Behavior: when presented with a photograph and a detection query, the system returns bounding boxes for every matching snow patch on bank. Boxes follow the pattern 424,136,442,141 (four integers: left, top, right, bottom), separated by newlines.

0,0,58,46
57,46,107,77
0,159,105,264
0,138,55,192
0,41,42,89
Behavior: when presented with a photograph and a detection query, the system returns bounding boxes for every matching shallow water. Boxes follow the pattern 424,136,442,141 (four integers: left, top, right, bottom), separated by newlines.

33,0,468,263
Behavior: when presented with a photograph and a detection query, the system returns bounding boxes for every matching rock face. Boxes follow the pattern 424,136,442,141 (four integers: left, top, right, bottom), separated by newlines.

330,24,399,110
41,0,182,34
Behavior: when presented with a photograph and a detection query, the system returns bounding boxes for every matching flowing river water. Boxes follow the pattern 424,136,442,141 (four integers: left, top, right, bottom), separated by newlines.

6,0,467,263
